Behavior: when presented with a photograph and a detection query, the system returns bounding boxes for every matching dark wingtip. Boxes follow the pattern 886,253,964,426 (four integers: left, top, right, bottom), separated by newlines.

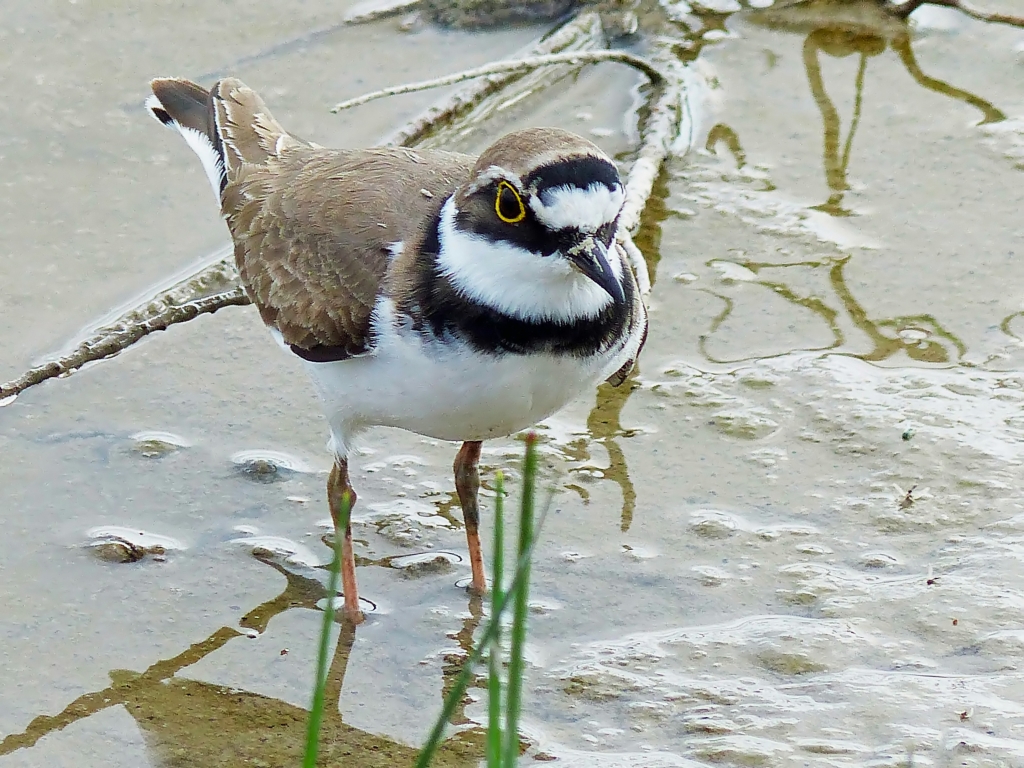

147,101,173,126
146,78,211,132
290,343,361,363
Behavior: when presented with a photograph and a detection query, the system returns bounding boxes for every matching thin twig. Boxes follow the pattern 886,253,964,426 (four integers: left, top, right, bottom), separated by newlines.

617,231,651,295
933,0,1024,26
330,50,665,113
385,11,604,148
889,0,928,15
618,57,687,236
0,287,250,402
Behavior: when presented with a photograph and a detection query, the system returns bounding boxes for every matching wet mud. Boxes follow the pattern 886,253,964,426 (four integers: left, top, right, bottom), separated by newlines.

2,0,1024,766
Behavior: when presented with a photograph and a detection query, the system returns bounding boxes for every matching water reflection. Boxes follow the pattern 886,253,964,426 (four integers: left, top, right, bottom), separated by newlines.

803,29,878,216
667,1,1013,366
746,3,1006,216
804,26,1004,215
826,257,967,363
699,255,968,365
662,0,1009,219
0,553,485,767
569,172,672,532
564,374,643,532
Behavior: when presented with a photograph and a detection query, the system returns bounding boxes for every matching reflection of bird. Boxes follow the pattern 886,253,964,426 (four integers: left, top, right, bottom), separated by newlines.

0,554,487,766
564,176,667,533
146,77,648,622
697,255,966,365
741,3,1005,216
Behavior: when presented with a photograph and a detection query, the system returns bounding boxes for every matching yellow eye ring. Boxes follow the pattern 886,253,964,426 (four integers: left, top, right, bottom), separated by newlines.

495,180,526,224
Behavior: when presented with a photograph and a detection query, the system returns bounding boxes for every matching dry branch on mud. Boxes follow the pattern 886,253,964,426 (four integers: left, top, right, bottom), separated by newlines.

328,50,665,113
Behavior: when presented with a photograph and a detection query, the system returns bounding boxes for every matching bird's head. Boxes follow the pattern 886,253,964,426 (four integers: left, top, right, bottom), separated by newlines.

438,128,628,323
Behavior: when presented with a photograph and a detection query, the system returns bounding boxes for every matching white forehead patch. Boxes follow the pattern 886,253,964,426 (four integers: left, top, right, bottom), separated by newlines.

466,165,523,196
529,183,624,233
436,198,613,323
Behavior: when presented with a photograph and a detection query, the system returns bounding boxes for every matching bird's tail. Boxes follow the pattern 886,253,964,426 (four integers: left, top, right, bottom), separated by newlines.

146,77,292,202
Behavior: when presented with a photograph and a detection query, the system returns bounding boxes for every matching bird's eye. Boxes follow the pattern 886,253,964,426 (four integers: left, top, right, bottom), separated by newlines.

494,181,526,224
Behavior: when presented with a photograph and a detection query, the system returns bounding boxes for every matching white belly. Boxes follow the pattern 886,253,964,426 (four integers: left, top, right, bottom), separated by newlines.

295,299,640,456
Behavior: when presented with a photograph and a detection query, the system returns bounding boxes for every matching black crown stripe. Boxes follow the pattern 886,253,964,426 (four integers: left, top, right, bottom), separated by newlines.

524,156,621,197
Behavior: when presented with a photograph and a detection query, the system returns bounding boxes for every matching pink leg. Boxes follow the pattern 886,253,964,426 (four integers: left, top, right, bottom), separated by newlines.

328,459,364,625
453,441,487,595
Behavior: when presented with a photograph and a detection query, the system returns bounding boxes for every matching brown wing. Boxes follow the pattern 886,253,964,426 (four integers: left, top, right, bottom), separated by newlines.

207,79,473,359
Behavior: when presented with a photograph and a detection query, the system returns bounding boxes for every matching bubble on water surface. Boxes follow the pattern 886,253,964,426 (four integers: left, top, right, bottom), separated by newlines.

689,510,741,538
562,551,590,562
363,498,451,546
387,551,461,578
229,534,324,567
130,430,191,458
621,544,657,561
86,526,185,563
794,542,832,555
897,327,929,344
859,552,902,569
231,449,315,482
691,565,731,587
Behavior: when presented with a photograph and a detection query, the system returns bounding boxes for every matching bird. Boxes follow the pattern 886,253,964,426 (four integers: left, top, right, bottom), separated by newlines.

146,77,648,624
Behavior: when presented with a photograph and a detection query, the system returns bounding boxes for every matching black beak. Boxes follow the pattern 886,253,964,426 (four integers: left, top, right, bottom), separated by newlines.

566,236,625,304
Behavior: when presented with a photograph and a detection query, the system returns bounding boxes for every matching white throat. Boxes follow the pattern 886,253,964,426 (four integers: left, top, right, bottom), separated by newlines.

435,197,613,323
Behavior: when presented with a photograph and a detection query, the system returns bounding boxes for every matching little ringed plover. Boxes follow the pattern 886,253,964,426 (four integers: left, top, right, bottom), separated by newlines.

147,77,648,624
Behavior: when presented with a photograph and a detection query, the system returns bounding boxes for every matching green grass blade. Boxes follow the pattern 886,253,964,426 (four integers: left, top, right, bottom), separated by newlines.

415,493,544,767
503,434,538,767
303,491,350,768
487,470,506,767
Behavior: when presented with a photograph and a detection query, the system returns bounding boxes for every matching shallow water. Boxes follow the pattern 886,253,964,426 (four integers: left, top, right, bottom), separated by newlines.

2,1,1024,766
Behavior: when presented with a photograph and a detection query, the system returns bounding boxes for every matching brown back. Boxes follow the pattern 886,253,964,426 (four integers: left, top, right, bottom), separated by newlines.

153,77,475,357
